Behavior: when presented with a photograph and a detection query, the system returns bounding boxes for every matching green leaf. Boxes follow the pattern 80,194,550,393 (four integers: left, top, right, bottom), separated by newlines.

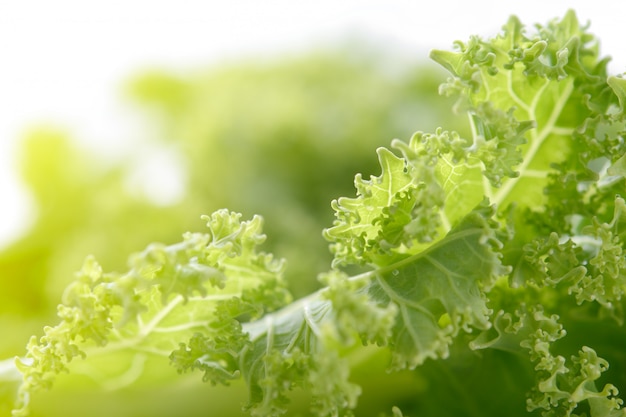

431,10,611,211
607,76,626,114
11,211,288,416
173,203,508,416
7,10,626,417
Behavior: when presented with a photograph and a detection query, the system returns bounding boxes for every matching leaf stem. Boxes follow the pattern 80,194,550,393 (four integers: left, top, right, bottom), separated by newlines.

491,78,575,207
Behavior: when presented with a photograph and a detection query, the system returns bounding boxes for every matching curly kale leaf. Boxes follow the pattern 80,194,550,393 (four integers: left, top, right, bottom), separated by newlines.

11,211,288,416
6,9,626,417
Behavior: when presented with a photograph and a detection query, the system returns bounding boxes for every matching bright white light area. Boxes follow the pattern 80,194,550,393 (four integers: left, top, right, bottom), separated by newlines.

0,0,625,248
125,146,187,206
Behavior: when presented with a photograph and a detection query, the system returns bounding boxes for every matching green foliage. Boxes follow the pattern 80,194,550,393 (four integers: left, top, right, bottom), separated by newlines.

2,9,626,417
0,45,457,416
0,49,456,332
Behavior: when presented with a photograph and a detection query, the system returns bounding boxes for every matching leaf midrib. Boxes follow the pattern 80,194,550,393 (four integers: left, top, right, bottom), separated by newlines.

491,77,575,207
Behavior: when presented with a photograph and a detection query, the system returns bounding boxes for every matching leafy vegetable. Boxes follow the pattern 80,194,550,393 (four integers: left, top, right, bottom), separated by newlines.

0,50,454,336
3,8,626,417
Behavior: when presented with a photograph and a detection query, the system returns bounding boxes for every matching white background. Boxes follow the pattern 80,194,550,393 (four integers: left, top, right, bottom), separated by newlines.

1,0,624,247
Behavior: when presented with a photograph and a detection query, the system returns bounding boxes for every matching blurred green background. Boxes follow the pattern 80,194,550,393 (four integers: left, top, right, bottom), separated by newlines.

0,45,467,416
